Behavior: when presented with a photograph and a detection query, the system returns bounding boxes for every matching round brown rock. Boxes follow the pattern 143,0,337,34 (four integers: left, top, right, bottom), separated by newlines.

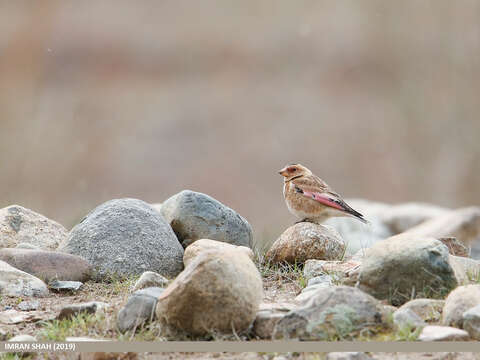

265,223,345,264
155,249,263,336
183,239,254,267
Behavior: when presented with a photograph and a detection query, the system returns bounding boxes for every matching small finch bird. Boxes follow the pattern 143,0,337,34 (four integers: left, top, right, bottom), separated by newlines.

278,163,368,224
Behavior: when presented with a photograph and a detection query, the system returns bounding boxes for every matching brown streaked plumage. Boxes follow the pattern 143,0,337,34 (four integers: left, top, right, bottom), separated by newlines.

278,163,368,224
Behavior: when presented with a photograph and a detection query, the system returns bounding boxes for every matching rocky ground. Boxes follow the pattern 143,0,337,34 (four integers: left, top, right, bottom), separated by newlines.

1,190,480,359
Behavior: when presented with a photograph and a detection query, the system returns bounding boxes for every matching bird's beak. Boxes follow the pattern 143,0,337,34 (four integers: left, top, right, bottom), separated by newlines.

278,167,288,177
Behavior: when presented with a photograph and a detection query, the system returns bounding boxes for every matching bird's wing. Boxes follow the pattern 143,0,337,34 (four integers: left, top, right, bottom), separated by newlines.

291,175,368,223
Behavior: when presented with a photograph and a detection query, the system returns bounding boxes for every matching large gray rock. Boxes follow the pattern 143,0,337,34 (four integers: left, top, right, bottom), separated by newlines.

58,198,184,281
273,286,386,340
0,260,48,297
155,249,263,336
0,205,68,250
117,287,164,333
442,284,480,328
0,248,92,283
160,190,253,248
266,223,345,264
358,235,457,306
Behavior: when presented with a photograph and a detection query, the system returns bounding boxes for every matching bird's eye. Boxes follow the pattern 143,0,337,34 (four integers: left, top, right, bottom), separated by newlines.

289,168,296,172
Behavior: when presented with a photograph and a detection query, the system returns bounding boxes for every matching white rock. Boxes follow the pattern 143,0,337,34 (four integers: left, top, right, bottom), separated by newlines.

418,325,469,341
0,260,48,297
0,205,67,250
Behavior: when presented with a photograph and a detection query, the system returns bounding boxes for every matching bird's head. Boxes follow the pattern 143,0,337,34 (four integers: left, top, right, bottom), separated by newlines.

278,163,311,180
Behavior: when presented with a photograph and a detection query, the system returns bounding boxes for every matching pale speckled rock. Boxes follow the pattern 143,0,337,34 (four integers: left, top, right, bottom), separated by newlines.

18,300,39,311
266,223,345,264
155,249,263,336
418,325,469,341
463,304,480,340
397,299,444,323
358,235,457,306
132,271,169,291
0,260,48,297
442,284,480,328
59,198,184,281
327,353,373,360
8,334,36,342
0,248,92,283
449,255,480,284
0,205,68,250
183,238,254,267
160,190,253,248
274,286,386,340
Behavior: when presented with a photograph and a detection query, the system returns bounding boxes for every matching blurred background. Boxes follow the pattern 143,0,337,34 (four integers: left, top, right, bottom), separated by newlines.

1,1,479,242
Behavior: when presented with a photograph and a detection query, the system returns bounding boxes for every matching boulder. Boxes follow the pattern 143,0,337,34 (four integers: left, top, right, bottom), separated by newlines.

117,287,165,333
0,260,48,297
160,190,253,248
273,286,386,340
397,299,444,323
442,284,480,328
155,249,263,336
0,205,68,250
418,325,469,341
358,235,457,305
0,248,92,283
58,198,184,281
266,223,345,264
132,272,169,292
183,238,254,267
463,304,480,340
